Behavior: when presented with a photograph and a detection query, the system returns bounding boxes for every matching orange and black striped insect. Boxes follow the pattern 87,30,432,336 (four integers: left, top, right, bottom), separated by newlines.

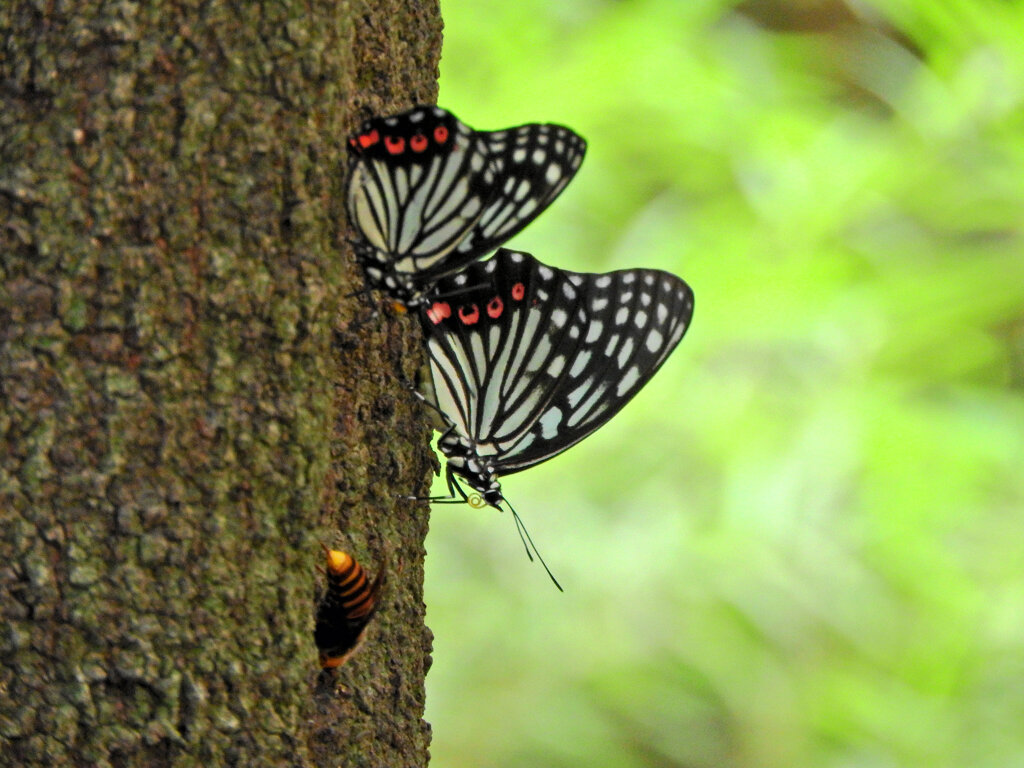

314,546,386,669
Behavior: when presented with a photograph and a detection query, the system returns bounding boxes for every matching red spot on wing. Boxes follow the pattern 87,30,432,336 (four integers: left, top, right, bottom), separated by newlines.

410,134,428,152
384,135,405,154
427,302,452,325
358,129,380,149
458,304,480,325
434,125,450,144
486,297,504,318
511,282,526,301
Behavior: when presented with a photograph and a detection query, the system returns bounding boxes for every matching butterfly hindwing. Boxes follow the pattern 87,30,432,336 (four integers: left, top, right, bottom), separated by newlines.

347,107,491,293
423,251,589,454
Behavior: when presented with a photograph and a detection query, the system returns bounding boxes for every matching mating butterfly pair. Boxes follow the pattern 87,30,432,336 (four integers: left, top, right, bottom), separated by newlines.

346,106,694,516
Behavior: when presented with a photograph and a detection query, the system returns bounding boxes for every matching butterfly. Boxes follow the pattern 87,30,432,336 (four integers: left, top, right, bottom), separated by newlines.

346,105,586,306
418,248,694,510
314,546,386,669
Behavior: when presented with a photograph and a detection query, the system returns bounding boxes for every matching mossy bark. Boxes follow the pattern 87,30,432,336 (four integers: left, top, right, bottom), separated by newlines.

0,2,441,766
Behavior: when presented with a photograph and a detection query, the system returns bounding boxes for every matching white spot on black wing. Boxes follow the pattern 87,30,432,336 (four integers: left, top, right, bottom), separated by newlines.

615,365,641,397
569,350,591,377
539,407,563,438
616,338,634,369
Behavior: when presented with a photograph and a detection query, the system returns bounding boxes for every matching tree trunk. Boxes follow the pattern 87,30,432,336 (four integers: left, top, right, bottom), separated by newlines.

0,2,441,766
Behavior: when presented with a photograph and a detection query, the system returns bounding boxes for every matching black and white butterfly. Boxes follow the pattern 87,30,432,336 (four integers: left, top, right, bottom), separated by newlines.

418,248,694,509
346,105,586,306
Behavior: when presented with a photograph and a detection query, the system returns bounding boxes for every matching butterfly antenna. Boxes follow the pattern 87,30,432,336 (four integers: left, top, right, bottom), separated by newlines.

505,497,563,592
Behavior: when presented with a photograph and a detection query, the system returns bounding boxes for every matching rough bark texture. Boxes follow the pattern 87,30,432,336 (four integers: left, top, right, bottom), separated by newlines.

0,1,441,766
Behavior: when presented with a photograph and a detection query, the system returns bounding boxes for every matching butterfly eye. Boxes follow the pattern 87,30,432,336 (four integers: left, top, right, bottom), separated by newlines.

383,135,405,154
433,125,449,144
458,304,480,324
486,296,504,318
410,134,428,152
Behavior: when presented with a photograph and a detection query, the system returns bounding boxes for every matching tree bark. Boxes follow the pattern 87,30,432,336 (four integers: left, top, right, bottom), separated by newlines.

1,1,440,766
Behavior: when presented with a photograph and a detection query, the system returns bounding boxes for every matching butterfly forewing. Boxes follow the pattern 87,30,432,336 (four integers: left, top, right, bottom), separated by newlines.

452,123,587,260
420,248,694,493
501,266,693,471
347,106,586,302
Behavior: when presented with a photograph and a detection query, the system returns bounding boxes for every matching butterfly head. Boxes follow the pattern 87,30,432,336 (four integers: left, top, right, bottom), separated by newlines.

482,488,505,509
440,434,505,506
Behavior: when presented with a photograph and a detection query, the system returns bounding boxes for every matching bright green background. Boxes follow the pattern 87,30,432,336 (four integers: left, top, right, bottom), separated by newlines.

423,2,1024,766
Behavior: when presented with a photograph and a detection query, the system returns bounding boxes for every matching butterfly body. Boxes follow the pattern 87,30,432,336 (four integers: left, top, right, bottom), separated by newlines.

420,248,694,508
347,106,586,306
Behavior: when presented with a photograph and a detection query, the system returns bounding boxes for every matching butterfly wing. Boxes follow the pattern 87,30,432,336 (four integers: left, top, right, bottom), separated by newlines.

347,106,493,290
422,249,589,457
420,249,694,476
449,122,586,263
347,106,586,298
498,264,693,472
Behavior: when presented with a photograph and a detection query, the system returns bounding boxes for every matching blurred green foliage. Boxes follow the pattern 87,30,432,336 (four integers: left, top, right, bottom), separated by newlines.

423,1,1024,766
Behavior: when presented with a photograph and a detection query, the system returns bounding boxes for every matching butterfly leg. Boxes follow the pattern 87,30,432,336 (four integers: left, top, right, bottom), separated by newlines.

399,465,490,508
